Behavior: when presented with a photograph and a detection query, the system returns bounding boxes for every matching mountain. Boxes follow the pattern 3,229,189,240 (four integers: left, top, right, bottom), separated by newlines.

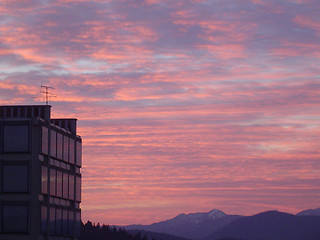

296,207,320,216
203,210,320,240
124,209,242,239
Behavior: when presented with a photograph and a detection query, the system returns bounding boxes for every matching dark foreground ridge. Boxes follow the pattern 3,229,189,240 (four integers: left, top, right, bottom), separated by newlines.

80,221,189,240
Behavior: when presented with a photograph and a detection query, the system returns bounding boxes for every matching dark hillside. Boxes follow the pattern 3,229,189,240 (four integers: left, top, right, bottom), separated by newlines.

81,221,147,240
204,211,320,240
81,221,191,240
128,230,191,240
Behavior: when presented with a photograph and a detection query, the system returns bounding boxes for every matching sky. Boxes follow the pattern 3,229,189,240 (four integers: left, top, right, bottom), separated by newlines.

1,0,320,225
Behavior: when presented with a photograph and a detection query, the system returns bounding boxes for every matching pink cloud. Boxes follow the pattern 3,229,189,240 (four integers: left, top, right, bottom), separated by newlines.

1,0,320,225
294,15,320,35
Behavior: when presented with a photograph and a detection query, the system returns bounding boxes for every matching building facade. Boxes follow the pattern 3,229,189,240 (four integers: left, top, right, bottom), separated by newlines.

0,105,81,240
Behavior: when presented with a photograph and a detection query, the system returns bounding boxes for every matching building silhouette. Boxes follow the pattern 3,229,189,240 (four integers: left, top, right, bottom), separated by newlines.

0,105,82,240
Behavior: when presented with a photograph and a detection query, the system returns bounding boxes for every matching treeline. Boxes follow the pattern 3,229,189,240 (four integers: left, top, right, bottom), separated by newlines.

80,221,152,240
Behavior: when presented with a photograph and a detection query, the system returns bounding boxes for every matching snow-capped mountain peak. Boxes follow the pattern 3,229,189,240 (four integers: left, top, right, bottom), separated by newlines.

170,209,227,224
208,209,227,219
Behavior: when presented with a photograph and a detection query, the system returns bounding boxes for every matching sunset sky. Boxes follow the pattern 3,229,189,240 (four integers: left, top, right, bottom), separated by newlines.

1,0,320,225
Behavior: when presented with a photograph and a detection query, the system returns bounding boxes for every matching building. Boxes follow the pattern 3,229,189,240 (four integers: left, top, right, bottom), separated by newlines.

0,105,82,240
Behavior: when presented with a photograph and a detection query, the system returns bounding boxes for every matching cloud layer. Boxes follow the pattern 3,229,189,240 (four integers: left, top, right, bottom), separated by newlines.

1,0,320,224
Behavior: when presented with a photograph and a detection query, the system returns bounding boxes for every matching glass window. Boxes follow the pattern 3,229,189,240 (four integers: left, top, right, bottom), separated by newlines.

76,211,81,237
3,164,28,192
69,175,74,200
57,171,62,197
57,133,63,160
3,125,29,152
51,130,57,158
76,141,82,167
41,205,47,234
2,204,28,233
69,139,74,164
68,210,74,236
42,126,49,154
50,169,56,196
63,136,69,162
63,209,69,236
50,207,55,234
56,208,62,235
76,176,81,203
41,166,48,194
63,173,69,199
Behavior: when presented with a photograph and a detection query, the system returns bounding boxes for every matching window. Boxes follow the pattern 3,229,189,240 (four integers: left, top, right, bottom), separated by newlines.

51,130,57,158
56,208,62,235
76,141,82,167
76,176,81,203
50,169,56,196
2,203,28,233
42,126,49,154
68,210,74,236
69,139,74,164
57,171,62,198
63,136,69,162
41,205,47,234
3,124,29,152
69,175,74,200
57,133,63,160
3,164,29,193
41,166,48,194
50,207,55,234
63,173,69,199
62,209,68,236
76,211,81,237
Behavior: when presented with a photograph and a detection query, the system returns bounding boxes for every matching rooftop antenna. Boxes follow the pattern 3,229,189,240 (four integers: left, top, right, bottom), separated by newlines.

40,85,56,105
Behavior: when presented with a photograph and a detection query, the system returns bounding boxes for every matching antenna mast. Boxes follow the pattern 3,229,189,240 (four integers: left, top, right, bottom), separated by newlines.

41,85,55,105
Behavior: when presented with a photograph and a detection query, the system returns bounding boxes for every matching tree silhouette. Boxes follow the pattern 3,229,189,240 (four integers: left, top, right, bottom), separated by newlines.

80,221,148,240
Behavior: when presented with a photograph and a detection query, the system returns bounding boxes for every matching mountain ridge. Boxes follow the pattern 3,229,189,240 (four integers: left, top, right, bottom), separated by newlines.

122,207,320,240
296,207,320,216
124,209,241,239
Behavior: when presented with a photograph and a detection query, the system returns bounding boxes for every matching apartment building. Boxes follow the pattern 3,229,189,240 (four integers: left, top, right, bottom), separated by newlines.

0,105,81,240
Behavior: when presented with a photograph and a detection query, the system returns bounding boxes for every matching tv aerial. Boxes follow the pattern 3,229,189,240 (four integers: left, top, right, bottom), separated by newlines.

40,85,56,105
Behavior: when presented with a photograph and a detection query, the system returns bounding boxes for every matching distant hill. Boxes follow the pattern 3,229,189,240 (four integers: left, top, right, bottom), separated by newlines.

296,207,320,216
203,211,320,240
124,209,241,239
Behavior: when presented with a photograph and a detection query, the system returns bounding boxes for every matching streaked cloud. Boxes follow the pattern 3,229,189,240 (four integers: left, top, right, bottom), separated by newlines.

1,0,319,225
